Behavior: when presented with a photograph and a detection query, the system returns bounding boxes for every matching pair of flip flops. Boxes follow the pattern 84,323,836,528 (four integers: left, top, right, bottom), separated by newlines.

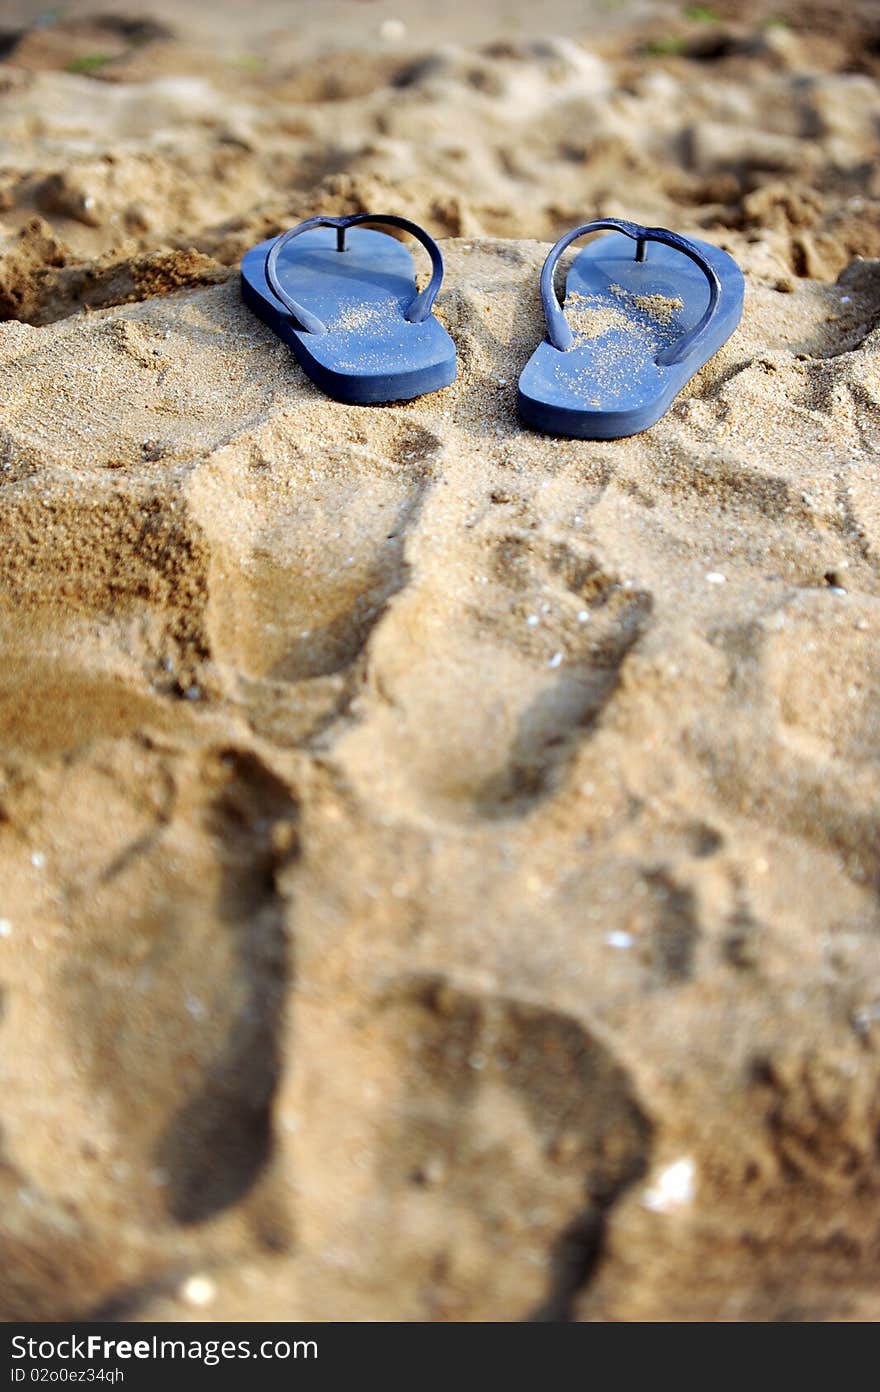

240,213,744,439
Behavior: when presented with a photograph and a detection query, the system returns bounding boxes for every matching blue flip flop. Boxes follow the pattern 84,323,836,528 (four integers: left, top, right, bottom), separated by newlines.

517,218,744,439
240,213,456,404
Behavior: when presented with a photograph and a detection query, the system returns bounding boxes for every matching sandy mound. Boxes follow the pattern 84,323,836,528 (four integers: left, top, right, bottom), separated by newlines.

1,0,880,1322
0,227,878,1319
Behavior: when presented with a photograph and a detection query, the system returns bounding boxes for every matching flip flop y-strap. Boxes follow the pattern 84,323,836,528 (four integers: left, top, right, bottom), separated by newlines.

265,213,445,337
541,217,722,367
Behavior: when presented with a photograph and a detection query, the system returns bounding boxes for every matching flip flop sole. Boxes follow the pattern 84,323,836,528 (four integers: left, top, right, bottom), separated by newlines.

517,232,743,439
241,228,456,405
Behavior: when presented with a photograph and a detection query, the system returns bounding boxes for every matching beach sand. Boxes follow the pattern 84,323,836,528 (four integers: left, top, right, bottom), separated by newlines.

0,0,879,1321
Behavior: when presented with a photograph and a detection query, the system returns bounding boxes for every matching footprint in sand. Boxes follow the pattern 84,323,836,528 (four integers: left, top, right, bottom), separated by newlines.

335,521,653,820
289,974,651,1320
0,744,297,1317
189,421,441,745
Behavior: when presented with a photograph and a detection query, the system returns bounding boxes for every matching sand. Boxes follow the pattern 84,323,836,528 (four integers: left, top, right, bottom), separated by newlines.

0,0,878,1322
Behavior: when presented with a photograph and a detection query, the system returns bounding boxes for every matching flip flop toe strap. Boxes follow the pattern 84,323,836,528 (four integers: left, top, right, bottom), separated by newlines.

264,213,445,336
540,217,722,367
